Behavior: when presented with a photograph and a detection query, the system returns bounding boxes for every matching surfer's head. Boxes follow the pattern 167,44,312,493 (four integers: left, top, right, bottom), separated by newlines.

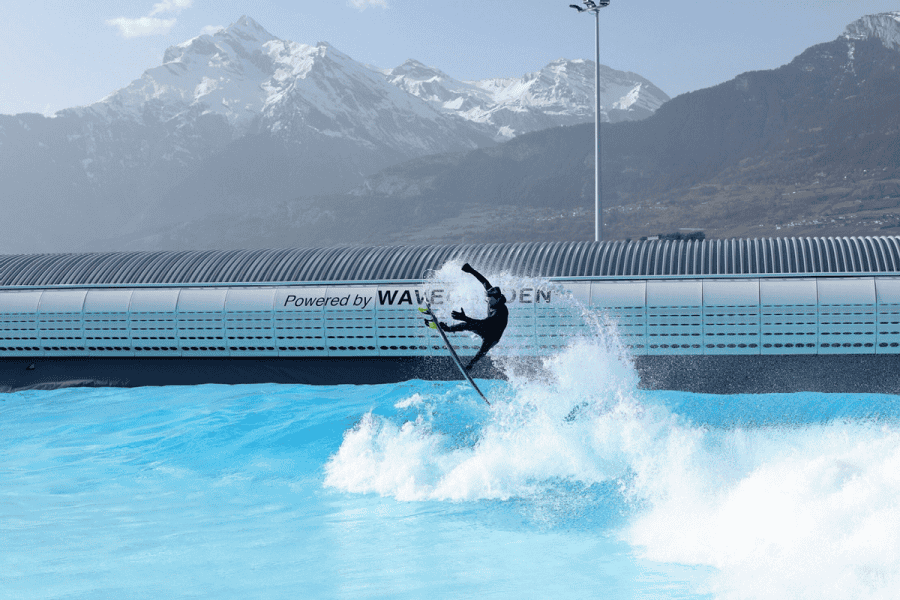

487,286,506,305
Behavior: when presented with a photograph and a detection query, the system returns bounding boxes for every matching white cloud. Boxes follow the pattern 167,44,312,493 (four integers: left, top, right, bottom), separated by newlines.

201,25,225,36
107,0,192,38
350,0,388,10
106,16,177,38
149,0,193,16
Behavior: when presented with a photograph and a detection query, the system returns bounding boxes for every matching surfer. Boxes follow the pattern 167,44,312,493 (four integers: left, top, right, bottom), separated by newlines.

434,263,509,371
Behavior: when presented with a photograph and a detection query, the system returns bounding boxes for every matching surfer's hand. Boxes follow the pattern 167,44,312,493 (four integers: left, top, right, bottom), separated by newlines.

461,263,473,273
451,308,466,321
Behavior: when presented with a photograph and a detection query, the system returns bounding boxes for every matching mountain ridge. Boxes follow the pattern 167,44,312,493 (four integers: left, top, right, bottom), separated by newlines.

110,12,900,250
383,56,669,140
7,13,898,253
0,15,668,254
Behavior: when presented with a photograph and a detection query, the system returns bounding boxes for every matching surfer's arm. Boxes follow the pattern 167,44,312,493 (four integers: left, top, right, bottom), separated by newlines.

451,308,475,323
461,263,492,291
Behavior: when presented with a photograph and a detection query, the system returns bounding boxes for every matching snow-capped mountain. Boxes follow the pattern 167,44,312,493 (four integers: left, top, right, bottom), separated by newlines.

842,11,900,50
321,11,900,247
66,16,491,160
384,58,669,140
0,15,670,254
71,17,277,130
3,12,897,253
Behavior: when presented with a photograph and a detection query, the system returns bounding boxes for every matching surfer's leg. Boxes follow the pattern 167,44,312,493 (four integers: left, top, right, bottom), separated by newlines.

465,338,497,371
442,322,472,333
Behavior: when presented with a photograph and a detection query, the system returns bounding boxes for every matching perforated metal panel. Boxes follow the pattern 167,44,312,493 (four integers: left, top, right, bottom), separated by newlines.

374,286,432,357
534,283,591,356
38,290,87,356
592,281,647,354
176,289,227,355
876,278,900,354
129,289,180,355
760,279,818,354
83,290,133,356
324,287,378,357
225,288,276,356
647,281,703,355
817,278,876,354
0,291,41,356
274,287,327,357
703,280,760,355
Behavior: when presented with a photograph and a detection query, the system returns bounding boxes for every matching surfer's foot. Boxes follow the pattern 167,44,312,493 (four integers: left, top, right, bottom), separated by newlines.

423,318,437,329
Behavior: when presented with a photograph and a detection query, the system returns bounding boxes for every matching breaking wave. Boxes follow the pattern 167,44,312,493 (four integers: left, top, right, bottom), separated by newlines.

324,267,900,599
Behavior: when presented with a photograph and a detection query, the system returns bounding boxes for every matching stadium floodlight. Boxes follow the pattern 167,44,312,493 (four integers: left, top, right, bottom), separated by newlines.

569,0,610,242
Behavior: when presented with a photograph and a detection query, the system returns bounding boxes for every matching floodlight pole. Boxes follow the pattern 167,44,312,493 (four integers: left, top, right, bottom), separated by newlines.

594,8,601,243
569,1,610,242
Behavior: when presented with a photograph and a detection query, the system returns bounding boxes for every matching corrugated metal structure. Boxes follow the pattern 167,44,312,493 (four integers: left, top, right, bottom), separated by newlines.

1,237,900,367
2,236,900,287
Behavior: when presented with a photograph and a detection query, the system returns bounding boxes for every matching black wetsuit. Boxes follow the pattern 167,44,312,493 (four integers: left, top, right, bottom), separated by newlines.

440,264,509,371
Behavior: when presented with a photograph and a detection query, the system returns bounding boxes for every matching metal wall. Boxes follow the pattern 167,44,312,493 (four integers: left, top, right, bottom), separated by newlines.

2,277,900,358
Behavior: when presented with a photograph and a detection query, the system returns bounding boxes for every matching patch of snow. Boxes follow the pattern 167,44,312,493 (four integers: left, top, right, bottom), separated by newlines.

612,83,642,110
442,97,465,110
194,76,220,100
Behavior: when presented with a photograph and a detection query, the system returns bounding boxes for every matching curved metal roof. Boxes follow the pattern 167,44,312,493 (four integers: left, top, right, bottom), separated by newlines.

1,237,899,287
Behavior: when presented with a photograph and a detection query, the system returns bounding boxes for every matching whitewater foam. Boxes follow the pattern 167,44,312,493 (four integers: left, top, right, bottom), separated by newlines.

627,421,900,599
323,266,650,502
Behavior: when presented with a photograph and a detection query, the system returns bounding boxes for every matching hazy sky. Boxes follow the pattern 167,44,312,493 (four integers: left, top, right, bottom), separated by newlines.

2,0,898,116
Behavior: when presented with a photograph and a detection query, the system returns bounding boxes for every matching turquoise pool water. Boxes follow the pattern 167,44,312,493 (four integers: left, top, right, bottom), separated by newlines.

3,338,899,599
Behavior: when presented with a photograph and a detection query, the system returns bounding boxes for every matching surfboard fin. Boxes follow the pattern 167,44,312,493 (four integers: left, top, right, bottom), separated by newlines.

420,307,437,328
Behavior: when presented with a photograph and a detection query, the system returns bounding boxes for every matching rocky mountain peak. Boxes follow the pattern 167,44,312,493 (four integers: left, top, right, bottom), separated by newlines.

842,11,900,50
229,15,274,41
544,58,587,71
161,16,278,67
389,59,446,81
